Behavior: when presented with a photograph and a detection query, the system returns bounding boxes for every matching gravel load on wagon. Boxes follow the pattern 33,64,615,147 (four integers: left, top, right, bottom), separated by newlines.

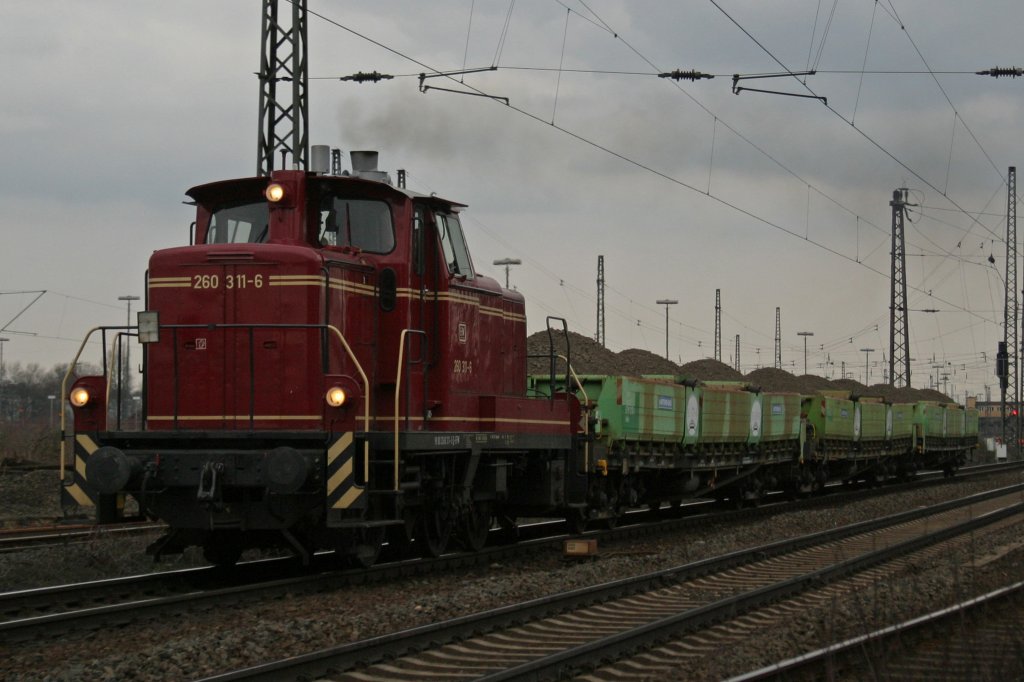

526,331,955,403
526,331,746,380
744,367,808,393
678,358,743,381
526,331,621,375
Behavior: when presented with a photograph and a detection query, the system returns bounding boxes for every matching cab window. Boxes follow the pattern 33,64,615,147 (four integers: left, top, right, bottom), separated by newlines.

318,197,394,253
205,201,269,244
438,213,474,279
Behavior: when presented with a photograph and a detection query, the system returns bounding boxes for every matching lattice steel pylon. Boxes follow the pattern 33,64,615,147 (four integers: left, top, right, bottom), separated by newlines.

714,289,721,362
774,307,782,369
257,0,309,176
734,335,740,372
596,255,605,347
889,189,911,387
1004,167,1019,452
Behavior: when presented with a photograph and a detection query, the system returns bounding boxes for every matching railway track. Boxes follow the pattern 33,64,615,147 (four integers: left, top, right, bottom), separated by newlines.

0,461,1012,557
192,480,1024,681
0,520,164,553
732,580,1024,681
0,464,1017,658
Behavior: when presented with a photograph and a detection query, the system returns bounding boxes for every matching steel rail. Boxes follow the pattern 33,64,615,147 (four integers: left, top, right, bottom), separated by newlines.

2,465,1017,646
728,580,1024,681
192,482,1024,681
484,499,1024,681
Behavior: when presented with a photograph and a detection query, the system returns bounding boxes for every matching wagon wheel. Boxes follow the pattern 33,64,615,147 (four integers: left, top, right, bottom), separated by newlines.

565,507,588,535
597,482,623,529
597,511,620,530
458,501,493,552
202,531,243,568
417,503,454,558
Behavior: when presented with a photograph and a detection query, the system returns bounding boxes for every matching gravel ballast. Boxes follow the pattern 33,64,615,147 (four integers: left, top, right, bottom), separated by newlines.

2,471,1023,680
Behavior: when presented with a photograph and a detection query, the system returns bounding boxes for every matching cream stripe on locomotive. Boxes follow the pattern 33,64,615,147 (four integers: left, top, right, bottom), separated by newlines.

326,432,365,509
147,414,321,422
372,415,572,427
329,279,377,295
268,275,325,287
394,288,526,322
148,276,192,289
160,272,527,323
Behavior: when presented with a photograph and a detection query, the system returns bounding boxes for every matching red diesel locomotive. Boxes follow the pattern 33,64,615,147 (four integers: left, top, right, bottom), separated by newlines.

62,151,590,566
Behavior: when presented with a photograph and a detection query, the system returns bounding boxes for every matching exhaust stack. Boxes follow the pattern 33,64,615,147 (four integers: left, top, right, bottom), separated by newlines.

350,150,391,184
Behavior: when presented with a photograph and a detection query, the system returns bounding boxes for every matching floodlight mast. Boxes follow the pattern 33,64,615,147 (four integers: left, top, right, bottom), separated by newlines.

797,331,814,375
656,299,678,360
493,258,522,289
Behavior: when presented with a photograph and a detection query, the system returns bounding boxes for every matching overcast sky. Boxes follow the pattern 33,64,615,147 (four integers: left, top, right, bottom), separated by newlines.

3,1,1023,401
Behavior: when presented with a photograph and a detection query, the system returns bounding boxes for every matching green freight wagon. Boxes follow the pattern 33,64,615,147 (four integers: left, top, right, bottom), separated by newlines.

760,392,802,455
914,402,946,451
945,405,966,440
965,408,979,441
691,381,761,451
531,374,690,452
889,403,915,443
803,391,856,458
855,398,888,456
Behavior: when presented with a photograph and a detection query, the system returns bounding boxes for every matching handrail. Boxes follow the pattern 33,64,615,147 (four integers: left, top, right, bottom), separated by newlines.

556,354,591,473
324,324,371,481
108,331,124,430
394,329,427,492
555,354,589,405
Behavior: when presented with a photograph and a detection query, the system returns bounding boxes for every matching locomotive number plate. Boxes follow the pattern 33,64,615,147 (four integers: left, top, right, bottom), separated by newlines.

191,274,265,289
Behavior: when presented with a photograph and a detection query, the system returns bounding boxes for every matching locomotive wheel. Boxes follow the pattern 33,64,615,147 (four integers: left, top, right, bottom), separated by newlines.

497,513,517,532
383,514,416,561
202,532,243,568
458,501,493,552
417,506,454,558
496,513,519,542
350,527,385,568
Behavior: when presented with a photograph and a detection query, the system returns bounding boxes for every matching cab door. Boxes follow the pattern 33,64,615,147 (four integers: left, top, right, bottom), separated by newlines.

403,205,437,425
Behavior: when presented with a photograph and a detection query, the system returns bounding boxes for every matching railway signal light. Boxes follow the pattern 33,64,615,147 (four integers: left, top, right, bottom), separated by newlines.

997,341,1009,391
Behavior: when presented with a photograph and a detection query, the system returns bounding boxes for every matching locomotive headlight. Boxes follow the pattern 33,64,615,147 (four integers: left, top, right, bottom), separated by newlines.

265,183,286,203
69,387,91,407
325,386,347,408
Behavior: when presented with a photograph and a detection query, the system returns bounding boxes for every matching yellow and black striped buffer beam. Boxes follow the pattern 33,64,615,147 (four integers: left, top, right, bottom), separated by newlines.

326,432,365,510
61,434,100,508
